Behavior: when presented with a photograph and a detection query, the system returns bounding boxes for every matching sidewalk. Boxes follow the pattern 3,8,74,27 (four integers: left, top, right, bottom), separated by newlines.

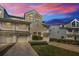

4,42,38,56
49,42,79,53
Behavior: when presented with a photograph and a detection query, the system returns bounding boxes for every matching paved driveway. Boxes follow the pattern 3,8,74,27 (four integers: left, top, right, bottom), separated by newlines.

4,42,38,56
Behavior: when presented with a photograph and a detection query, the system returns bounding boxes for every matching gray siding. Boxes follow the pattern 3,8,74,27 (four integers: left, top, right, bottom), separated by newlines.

49,26,66,39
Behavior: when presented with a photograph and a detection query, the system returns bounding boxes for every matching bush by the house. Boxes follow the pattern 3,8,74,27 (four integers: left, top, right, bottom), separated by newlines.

32,35,43,40
32,35,38,40
29,41,48,45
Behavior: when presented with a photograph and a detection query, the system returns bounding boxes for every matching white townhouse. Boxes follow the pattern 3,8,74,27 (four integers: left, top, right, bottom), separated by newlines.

49,19,79,41
0,6,48,44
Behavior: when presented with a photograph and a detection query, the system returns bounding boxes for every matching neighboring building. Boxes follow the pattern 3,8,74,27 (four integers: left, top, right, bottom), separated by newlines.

0,6,48,44
49,25,66,39
49,19,79,41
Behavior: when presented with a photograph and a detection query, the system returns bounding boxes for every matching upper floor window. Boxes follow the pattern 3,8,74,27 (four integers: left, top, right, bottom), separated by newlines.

77,22,79,27
2,22,12,28
3,22,12,28
72,21,75,27
27,13,33,21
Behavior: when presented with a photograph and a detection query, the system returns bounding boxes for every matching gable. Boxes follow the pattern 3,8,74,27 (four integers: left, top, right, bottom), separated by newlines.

64,19,79,27
30,22,47,33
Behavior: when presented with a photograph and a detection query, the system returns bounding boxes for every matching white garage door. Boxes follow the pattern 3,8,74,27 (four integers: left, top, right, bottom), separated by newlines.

5,36,14,44
0,36,6,44
0,36,14,44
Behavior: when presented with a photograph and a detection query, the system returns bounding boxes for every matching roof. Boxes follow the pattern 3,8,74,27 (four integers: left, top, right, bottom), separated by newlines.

8,15,24,19
0,6,26,21
44,18,78,26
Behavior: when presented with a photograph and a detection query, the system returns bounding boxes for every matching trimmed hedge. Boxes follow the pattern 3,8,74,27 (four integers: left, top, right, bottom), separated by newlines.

50,38,79,45
32,35,43,40
29,41,48,45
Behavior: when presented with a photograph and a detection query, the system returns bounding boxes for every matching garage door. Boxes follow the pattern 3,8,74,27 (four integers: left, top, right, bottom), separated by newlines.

0,36,6,44
5,36,14,44
1,36,16,44
17,36,27,43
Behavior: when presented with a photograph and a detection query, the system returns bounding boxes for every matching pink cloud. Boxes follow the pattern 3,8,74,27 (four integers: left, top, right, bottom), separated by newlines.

0,3,78,16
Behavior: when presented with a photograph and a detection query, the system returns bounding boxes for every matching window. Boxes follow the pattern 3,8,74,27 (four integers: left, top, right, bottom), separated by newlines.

61,36,64,39
57,31,59,33
68,29,72,32
77,22,79,27
27,13,33,20
72,21,75,27
33,32,37,35
38,32,41,36
3,22,12,28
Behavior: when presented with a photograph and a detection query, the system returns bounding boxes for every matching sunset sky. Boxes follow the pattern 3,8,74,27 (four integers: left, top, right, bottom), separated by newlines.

0,3,79,25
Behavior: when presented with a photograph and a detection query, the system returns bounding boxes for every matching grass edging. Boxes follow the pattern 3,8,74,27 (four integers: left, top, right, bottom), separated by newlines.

31,44,79,56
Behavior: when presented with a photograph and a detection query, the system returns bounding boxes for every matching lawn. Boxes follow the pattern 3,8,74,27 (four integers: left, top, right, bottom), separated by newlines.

32,45,79,56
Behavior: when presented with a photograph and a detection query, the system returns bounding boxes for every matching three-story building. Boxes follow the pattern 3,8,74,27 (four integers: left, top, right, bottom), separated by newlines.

0,6,48,44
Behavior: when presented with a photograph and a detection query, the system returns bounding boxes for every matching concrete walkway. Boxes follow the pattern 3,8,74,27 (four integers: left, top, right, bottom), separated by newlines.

49,42,79,53
4,42,38,56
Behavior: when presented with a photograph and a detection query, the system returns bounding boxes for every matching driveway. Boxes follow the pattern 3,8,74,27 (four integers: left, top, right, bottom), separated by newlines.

4,42,38,56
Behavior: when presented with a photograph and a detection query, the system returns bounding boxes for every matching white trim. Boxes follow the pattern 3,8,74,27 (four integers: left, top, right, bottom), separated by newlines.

71,18,79,23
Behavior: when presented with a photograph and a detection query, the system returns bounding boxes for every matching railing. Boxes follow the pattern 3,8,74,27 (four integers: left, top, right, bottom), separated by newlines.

0,27,28,32
66,32,79,35
0,27,15,30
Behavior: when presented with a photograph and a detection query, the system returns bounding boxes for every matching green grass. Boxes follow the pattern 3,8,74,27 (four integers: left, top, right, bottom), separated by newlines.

32,45,79,56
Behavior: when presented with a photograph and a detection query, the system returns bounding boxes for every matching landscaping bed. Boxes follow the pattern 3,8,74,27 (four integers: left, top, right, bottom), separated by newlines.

31,45,79,56
50,38,79,45
29,41,48,45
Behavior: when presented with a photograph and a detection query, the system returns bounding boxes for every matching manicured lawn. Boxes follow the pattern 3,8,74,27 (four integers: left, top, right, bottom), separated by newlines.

32,45,79,56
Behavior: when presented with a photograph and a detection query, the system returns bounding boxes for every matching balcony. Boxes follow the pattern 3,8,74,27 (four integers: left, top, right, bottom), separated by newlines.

66,32,79,36
0,26,15,31
15,28,28,32
0,26,29,32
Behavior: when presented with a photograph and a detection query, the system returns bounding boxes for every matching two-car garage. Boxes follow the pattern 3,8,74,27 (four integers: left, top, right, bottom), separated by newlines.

0,35,27,44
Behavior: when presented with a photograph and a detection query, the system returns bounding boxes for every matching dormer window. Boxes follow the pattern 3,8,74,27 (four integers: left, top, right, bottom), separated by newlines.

72,21,75,27
77,22,79,27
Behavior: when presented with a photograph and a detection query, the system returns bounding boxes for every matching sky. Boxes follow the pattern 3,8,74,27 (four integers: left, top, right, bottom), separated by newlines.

0,3,79,25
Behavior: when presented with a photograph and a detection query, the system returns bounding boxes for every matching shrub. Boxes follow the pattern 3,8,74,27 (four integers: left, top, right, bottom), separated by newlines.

32,35,38,40
38,36,43,40
32,35,43,40
29,41,48,45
